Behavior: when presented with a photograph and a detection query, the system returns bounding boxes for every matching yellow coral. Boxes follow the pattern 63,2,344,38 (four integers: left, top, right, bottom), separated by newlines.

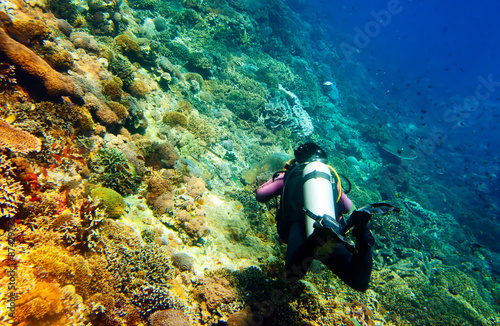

16,282,63,324
163,111,189,128
0,118,41,154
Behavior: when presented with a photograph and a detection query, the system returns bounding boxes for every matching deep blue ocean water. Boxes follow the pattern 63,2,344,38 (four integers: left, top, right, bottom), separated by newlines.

286,0,500,252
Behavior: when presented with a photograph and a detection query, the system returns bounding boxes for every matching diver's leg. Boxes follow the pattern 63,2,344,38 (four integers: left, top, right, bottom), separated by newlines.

285,222,315,282
319,226,374,291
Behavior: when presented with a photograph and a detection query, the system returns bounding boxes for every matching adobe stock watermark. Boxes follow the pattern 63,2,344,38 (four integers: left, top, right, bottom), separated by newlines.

340,0,404,61
413,74,500,161
5,214,18,322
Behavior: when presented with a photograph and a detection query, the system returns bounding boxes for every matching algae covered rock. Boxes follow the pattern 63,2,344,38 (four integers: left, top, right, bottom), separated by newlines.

90,187,126,218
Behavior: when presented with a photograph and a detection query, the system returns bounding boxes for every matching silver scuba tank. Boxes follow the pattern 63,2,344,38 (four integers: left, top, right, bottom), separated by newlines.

302,161,337,237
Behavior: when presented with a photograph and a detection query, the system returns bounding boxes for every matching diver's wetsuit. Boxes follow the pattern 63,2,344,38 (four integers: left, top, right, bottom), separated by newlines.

258,164,373,292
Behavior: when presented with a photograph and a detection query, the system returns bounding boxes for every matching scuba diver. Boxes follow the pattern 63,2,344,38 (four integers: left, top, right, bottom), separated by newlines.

256,142,399,291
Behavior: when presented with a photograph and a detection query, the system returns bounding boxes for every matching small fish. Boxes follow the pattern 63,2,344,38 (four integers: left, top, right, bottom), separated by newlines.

63,144,71,157
5,115,16,124
88,152,94,161
61,96,73,105
53,154,62,164
323,81,334,86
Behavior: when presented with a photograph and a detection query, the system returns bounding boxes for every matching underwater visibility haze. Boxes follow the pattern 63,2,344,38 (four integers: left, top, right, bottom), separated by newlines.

0,0,499,325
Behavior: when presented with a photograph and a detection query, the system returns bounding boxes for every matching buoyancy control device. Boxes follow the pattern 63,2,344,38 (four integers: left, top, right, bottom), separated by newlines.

302,161,340,237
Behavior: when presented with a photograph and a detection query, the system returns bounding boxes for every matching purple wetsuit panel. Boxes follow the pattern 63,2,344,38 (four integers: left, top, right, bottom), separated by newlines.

255,173,284,202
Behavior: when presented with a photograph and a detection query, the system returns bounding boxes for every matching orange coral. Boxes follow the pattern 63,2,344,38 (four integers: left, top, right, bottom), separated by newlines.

15,282,64,325
0,118,41,154
0,28,83,97
201,277,238,311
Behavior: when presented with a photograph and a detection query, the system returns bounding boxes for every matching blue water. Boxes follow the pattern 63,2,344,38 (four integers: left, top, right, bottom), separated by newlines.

287,0,500,251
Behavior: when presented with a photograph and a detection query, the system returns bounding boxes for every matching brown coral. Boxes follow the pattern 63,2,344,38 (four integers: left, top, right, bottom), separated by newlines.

0,28,83,97
163,111,189,128
148,309,192,326
107,101,129,121
200,277,238,311
0,118,41,154
102,77,123,101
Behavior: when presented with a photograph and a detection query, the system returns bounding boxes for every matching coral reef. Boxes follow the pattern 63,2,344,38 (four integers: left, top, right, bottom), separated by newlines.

1,1,498,326
0,29,83,98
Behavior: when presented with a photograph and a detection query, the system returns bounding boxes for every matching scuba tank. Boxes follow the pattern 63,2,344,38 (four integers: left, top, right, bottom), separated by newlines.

302,161,338,237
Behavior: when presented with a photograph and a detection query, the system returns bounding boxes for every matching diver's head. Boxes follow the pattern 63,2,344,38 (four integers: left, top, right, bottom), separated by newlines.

294,142,327,163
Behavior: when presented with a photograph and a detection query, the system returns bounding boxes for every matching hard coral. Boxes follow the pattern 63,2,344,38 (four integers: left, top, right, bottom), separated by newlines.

15,282,63,325
171,252,194,272
141,141,180,169
0,118,41,154
0,154,23,218
114,34,143,62
27,245,92,297
102,77,123,101
129,79,150,98
46,0,79,24
107,101,129,121
149,309,192,326
90,187,126,218
200,276,238,311
0,29,83,98
163,111,189,128
12,19,51,44
89,147,141,195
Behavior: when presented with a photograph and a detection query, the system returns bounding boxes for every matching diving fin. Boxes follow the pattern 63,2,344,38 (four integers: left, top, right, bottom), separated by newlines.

342,203,400,235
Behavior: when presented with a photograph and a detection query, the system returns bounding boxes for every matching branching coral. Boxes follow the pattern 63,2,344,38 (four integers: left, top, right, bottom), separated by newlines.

0,154,23,218
103,242,184,317
89,147,141,195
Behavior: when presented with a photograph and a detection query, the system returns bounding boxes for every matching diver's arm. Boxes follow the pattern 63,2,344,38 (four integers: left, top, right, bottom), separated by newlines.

338,191,353,214
255,173,285,202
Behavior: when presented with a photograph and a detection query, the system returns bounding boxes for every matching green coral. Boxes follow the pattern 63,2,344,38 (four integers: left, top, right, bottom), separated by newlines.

46,0,79,24
90,187,126,219
109,53,135,87
171,9,203,28
362,124,391,143
205,76,266,121
163,111,189,128
164,41,191,64
126,0,155,9
89,148,141,195
188,51,213,75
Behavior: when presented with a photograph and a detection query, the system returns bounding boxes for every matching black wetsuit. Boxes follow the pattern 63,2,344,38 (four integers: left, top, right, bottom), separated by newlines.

277,164,373,291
